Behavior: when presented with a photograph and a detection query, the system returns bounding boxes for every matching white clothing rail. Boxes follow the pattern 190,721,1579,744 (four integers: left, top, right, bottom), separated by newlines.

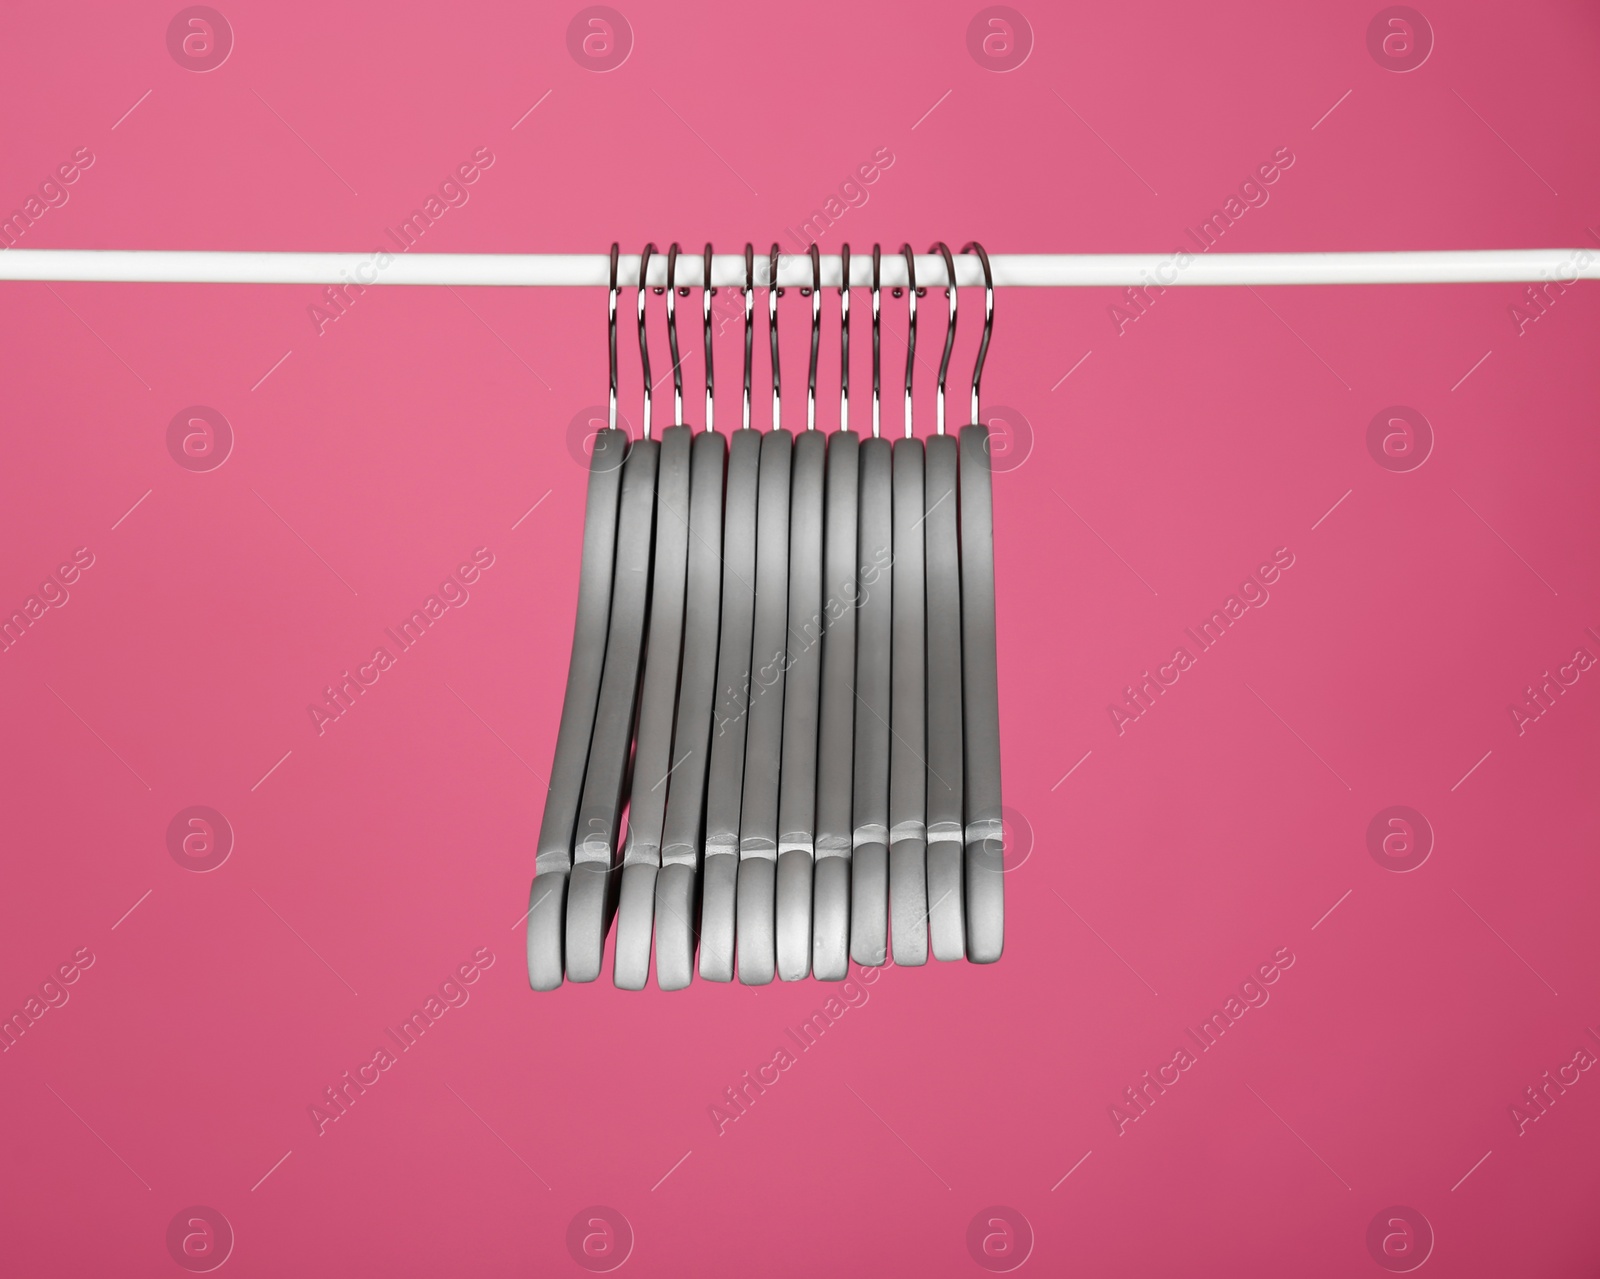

0,249,1592,288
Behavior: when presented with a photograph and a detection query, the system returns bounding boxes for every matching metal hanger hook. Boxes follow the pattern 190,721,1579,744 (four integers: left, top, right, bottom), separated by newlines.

741,243,755,430
636,244,656,440
870,244,882,439
838,243,851,433
607,243,620,435
768,244,782,432
900,244,917,439
806,245,821,431
930,242,958,435
701,242,715,433
961,241,994,426
665,244,686,427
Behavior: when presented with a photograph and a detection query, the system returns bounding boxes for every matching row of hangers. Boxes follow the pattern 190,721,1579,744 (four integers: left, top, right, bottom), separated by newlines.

527,241,1004,990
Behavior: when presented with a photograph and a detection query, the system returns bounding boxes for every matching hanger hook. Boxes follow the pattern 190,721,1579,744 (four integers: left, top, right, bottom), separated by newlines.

768,243,782,432
665,243,684,427
961,241,994,426
608,243,620,435
636,244,655,440
839,243,851,433
930,242,958,435
701,242,715,433
806,245,821,431
900,244,917,439
870,244,882,439
741,244,755,431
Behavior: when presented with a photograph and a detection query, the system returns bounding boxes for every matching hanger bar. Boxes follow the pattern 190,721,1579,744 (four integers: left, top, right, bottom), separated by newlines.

0,249,1593,287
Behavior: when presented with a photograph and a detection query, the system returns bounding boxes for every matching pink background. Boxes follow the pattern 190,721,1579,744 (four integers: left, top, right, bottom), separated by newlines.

2,1,1598,1274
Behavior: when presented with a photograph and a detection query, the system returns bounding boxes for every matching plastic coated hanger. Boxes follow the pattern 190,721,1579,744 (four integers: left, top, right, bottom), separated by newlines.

527,245,629,991
565,244,661,981
614,245,695,989
699,246,762,982
959,242,1004,963
655,245,728,990
775,246,826,981
924,242,967,961
811,244,859,981
888,245,928,966
850,246,892,967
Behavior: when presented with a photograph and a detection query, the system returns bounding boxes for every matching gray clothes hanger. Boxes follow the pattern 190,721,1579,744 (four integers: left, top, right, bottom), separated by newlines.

924,242,966,961
614,245,695,990
775,246,826,981
655,244,727,990
811,244,858,981
888,245,928,966
566,244,662,982
850,246,892,967
699,246,762,982
960,242,1004,963
735,245,794,985
527,244,629,992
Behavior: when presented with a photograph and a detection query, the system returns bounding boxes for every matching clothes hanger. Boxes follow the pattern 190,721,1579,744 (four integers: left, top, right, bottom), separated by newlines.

527,244,630,991
734,245,795,986
565,244,663,982
924,242,966,961
614,245,695,990
775,245,826,981
850,245,892,967
699,245,762,982
655,244,728,990
811,243,858,981
888,245,929,966
960,241,1003,963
